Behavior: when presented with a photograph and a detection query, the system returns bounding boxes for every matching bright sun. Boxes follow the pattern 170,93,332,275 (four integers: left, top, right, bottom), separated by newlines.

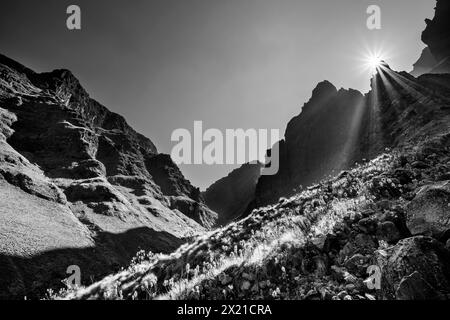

367,55,382,69
363,53,386,75
357,45,392,76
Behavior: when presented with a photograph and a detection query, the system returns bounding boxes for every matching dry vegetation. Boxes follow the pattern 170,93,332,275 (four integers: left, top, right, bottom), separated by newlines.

56,129,450,300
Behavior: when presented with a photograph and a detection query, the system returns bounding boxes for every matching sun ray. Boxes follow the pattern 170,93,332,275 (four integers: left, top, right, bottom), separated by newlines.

356,41,394,77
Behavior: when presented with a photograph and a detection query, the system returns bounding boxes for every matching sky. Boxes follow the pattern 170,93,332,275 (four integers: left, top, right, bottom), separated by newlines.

0,0,436,189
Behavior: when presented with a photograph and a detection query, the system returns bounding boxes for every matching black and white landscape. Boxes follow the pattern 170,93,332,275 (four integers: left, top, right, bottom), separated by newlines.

0,0,450,301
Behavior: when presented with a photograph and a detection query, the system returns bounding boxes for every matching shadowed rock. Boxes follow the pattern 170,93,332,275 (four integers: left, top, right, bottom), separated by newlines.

406,180,450,240
377,236,450,300
203,162,262,225
411,47,438,77
421,0,450,73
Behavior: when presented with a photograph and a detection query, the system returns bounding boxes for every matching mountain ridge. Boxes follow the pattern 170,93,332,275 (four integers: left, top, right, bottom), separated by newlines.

0,53,217,298
63,64,450,298
57,0,450,301
205,0,450,224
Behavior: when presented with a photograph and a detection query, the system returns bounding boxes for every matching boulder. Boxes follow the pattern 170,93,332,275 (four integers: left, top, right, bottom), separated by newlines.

377,236,450,300
169,196,218,229
64,179,127,204
337,233,376,265
357,217,378,234
376,221,401,244
396,271,442,300
344,254,370,277
406,181,450,239
60,159,106,179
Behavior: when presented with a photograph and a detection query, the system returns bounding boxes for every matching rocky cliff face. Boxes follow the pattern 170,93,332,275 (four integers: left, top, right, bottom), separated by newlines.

411,47,437,77
198,0,450,225
63,0,450,300
250,63,450,211
247,0,450,211
253,82,368,208
0,54,216,298
203,162,262,225
65,84,450,300
420,0,450,74
209,61,450,223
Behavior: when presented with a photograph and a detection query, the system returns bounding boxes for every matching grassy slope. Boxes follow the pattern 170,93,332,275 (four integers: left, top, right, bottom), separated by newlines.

63,126,450,300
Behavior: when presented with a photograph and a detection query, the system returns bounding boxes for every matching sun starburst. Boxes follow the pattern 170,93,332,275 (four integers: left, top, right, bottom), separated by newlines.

356,43,392,75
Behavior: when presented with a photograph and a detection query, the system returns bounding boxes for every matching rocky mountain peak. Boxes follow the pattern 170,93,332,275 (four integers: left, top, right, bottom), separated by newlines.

422,0,450,62
312,80,337,96
0,53,217,298
418,0,450,74
411,48,437,77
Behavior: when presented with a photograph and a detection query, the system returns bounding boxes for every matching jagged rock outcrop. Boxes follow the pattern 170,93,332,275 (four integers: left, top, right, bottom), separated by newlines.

253,81,367,207
145,154,217,228
203,163,262,225
248,61,450,211
421,0,450,74
411,47,438,77
0,53,217,298
207,0,450,218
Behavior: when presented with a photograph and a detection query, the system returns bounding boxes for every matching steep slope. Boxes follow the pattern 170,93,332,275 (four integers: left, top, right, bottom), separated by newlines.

253,82,368,208
63,0,450,300
146,154,217,228
203,162,262,225
0,54,216,298
421,0,450,74
206,0,450,220
411,47,437,77
64,73,450,299
251,60,450,212
191,1,450,227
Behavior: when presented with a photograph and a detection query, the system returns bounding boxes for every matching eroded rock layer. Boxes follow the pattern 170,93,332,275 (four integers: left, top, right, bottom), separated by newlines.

0,54,217,299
